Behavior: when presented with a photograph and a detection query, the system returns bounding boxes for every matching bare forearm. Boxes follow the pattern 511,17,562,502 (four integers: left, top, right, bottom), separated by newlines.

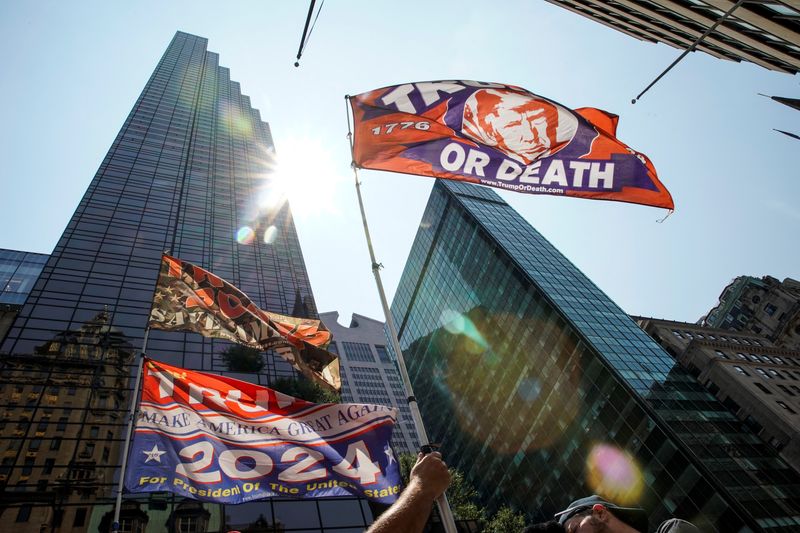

366,480,436,533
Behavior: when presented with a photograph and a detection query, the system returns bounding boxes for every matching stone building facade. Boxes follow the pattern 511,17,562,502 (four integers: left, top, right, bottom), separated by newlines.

638,316,800,472
703,276,800,351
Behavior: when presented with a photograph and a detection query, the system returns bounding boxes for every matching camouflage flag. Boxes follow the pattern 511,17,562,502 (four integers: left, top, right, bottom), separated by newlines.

148,254,340,391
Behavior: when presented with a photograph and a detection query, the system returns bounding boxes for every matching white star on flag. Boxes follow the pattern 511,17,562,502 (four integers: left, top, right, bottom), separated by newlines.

384,444,396,465
143,443,167,463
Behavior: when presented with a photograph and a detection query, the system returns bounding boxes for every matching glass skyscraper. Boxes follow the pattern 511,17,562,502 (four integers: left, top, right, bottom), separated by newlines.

0,249,49,307
390,180,800,531
0,32,373,532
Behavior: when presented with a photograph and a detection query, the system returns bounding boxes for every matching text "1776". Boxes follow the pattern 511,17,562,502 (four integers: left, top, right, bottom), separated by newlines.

371,122,430,135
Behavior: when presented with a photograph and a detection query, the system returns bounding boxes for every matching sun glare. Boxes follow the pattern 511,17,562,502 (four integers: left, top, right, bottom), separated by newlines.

256,136,346,219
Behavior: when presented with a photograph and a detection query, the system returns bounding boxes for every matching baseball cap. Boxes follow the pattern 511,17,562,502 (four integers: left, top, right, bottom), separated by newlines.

555,495,648,532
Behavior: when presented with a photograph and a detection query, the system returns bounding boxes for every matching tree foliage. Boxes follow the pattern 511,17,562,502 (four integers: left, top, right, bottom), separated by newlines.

484,505,527,533
270,376,341,404
220,345,264,373
398,451,416,485
447,469,487,522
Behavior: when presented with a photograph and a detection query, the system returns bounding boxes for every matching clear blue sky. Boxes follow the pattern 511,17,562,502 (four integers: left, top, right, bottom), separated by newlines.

1,0,797,326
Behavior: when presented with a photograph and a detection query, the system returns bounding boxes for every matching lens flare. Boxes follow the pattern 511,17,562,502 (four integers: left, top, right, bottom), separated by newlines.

236,226,255,244
263,225,277,244
586,443,644,506
431,310,582,454
220,102,255,138
440,309,489,354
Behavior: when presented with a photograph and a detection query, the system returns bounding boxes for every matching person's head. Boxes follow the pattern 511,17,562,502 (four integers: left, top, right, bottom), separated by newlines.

555,496,648,533
462,89,577,164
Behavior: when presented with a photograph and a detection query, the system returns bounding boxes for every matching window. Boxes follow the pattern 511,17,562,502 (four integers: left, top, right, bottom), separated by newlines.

737,353,747,360
375,345,392,363
756,368,770,379
342,342,375,363
734,366,749,376
43,458,55,475
176,516,199,533
754,383,772,395
777,401,796,414
52,510,63,527
714,350,729,359
73,508,87,527
50,437,62,450
15,505,31,523
765,303,778,316
0,458,13,476
120,517,146,533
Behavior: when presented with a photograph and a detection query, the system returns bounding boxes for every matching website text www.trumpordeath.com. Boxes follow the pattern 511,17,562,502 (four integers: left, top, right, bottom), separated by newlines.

489,181,566,194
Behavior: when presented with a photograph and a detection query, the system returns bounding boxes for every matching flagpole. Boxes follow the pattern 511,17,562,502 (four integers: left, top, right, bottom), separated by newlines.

631,0,744,104
345,96,459,533
112,327,150,533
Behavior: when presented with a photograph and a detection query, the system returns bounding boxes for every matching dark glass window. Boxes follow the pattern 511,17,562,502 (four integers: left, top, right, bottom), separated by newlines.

73,508,87,527
15,505,32,523
342,342,375,363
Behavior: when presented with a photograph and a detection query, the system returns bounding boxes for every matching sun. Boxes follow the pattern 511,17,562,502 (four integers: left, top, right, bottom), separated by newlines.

255,135,347,219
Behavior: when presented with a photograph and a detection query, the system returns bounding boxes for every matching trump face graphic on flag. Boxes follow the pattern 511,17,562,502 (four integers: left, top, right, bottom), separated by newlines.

462,88,579,164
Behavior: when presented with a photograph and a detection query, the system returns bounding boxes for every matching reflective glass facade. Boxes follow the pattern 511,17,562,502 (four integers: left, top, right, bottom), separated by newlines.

390,180,800,531
0,249,48,306
0,32,372,532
